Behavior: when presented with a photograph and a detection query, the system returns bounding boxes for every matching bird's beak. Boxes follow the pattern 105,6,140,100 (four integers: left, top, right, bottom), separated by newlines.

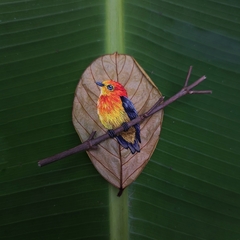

96,82,104,87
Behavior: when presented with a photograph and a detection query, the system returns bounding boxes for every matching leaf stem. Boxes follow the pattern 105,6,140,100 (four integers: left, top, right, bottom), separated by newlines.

38,66,212,167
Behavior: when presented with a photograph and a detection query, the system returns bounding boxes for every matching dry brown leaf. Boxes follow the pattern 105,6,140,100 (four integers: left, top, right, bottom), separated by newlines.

72,52,163,189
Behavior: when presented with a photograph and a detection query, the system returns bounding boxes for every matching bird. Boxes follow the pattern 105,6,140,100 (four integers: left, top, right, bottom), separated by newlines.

96,80,141,154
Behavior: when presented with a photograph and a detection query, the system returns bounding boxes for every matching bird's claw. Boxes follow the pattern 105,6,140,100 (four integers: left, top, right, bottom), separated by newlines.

108,129,117,138
121,122,129,132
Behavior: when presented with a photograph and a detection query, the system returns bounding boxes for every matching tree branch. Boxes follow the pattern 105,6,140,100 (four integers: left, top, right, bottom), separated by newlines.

38,66,212,167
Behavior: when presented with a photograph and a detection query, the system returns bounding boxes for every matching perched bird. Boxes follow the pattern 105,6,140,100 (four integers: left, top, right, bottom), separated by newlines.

96,80,141,154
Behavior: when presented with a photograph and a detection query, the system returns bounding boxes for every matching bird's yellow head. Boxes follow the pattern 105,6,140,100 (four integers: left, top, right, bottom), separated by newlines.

96,80,128,97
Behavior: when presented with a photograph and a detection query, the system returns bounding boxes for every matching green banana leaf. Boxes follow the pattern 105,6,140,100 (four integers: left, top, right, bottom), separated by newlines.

1,0,240,239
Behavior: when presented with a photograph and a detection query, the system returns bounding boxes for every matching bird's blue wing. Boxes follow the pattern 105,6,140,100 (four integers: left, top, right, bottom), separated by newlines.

120,96,138,120
120,96,141,143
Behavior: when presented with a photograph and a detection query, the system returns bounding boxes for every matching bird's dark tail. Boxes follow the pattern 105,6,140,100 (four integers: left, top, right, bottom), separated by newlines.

116,135,140,154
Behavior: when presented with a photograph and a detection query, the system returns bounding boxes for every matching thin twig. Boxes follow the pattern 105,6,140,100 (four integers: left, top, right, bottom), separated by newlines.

38,66,212,167
184,65,192,87
143,96,165,117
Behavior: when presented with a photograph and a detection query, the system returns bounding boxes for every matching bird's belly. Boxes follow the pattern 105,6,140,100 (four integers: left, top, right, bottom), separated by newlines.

97,99,136,144
99,108,129,129
99,111,136,143
97,100,129,129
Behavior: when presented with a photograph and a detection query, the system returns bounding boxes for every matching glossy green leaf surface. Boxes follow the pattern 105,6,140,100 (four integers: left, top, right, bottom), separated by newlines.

1,0,240,239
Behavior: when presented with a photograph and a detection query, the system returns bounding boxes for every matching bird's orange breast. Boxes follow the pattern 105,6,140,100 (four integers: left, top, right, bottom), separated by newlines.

97,95,130,129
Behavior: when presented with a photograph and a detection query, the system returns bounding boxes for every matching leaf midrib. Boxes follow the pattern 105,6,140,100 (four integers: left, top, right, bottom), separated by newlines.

105,1,129,240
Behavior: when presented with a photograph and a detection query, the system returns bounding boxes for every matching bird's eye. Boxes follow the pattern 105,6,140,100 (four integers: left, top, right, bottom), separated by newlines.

107,85,114,91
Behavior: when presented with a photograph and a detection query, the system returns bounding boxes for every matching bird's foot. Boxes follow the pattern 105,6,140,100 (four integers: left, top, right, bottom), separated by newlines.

122,122,129,132
108,129,117,138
